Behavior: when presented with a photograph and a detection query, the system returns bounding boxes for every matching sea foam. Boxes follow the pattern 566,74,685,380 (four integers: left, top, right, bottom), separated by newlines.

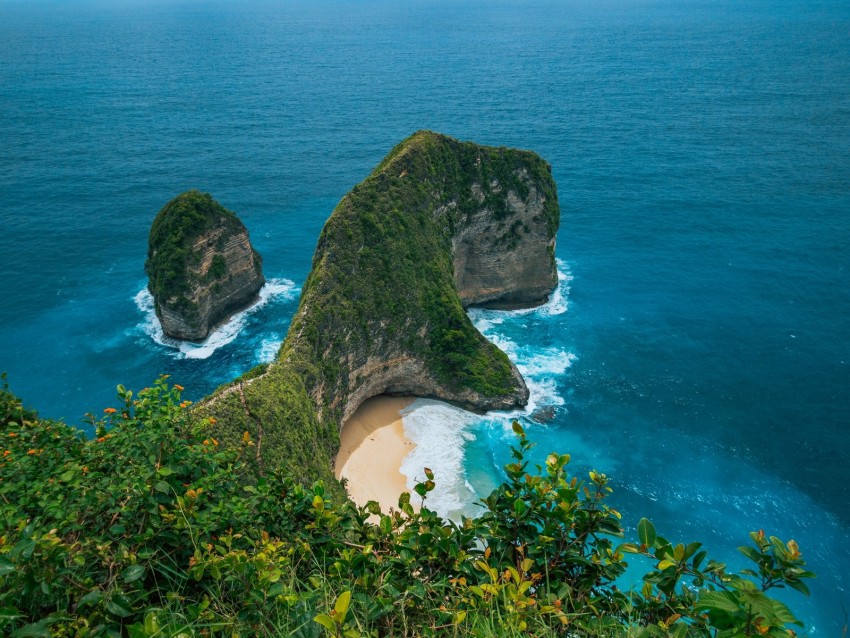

507,259,572,318
257,335,284,363
134,278,298,360
399,399,481,519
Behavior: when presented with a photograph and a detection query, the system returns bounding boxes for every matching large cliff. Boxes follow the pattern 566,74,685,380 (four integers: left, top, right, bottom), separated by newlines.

146,191,265,341
200,131,560,487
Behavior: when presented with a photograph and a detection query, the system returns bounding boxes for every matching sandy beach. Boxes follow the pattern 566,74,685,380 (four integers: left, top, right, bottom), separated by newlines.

335,396,415,513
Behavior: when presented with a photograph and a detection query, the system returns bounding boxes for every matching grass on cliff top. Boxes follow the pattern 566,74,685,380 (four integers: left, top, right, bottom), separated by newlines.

0,377,814,638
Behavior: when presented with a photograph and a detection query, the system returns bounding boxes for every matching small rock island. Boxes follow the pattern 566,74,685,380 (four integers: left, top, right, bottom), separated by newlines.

145,190,265,341
198,131,560,489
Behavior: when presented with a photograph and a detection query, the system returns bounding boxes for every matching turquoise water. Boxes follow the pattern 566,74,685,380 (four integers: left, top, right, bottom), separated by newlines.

2,0,849,632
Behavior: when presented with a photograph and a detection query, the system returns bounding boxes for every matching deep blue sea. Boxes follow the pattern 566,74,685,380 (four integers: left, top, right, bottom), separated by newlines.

2,0,849,632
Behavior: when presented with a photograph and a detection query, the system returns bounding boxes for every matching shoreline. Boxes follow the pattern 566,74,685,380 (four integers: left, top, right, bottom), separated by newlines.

335,396,415,513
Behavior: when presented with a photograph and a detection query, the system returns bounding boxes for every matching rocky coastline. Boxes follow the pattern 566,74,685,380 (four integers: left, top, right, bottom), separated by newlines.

194,131,560,492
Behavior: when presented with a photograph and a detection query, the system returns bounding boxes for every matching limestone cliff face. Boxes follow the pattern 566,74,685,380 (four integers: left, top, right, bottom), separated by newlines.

146,191,265,341
201,132,560,487
453,170,557,309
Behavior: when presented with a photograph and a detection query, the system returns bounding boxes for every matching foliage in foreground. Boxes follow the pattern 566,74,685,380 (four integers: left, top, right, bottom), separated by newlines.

0,377,813,637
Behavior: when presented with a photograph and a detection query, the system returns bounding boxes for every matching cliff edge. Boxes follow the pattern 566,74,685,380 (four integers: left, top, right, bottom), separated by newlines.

146,191,265,341
201,131,560,486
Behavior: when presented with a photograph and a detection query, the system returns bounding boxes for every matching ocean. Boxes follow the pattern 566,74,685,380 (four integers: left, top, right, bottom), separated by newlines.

1,0,848,632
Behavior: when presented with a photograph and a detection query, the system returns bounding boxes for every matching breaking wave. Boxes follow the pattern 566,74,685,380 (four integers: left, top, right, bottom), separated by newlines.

133,279,298,360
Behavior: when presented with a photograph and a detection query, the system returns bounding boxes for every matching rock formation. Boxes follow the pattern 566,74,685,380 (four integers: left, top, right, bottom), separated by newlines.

453,168,557,309
199,131,560,487
146,190,265,341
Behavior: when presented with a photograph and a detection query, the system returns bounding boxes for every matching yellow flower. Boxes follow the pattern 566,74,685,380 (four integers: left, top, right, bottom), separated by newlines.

208,417,217,425
103,407,117,414
174,384,184,391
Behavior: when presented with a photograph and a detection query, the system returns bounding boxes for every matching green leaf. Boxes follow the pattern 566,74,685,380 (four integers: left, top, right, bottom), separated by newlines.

684,541,701,560
697,591,741,614
156,466,174,476
765,598,803,626
637,518,656,548
314,614,336,631
513,499,528,517
266,568,282,583
785,579,811,596
11,622,52,638
143,612,161,635
11,539,35,561
738,545,763,564
126,624,146,638
0,607,23,621
267,582,286,598
154,481,171,493
77,590,103,609
512,421,525,436
334,590,352,622
106,594,133,618
122,564,145,584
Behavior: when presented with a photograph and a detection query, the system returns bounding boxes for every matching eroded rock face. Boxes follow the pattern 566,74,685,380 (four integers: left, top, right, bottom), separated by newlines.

339,335,528,424
146,191,265,341
453,169,557,309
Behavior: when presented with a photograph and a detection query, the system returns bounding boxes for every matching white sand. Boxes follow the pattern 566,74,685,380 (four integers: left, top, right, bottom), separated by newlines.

335,396,415,513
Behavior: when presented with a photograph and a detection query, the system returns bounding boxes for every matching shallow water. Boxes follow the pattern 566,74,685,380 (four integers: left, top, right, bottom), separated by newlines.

2,0,848,632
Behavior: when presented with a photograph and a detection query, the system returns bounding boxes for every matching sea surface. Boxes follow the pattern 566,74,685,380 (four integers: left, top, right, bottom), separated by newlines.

1,0,848,632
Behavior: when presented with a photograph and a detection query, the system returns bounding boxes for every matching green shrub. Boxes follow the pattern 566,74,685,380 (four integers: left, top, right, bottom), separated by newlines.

0,378,812,637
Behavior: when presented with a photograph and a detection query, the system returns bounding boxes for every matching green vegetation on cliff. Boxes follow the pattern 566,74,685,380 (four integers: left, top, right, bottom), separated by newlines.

0,379,813,637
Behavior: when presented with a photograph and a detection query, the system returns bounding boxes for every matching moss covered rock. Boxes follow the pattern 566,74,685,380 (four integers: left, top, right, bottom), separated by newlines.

146,190,265,341
200,131,559,490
